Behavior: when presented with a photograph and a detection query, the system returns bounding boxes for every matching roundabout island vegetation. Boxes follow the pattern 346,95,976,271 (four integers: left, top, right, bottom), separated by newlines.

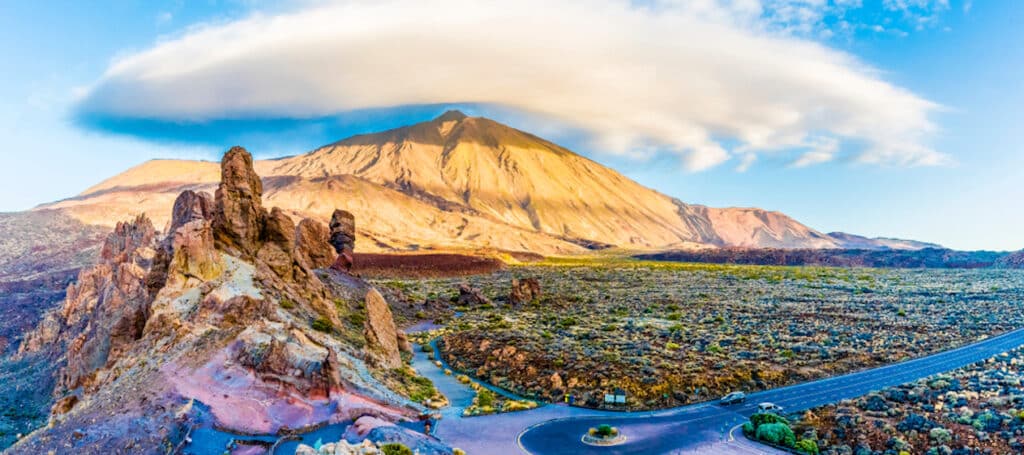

582,424,627,446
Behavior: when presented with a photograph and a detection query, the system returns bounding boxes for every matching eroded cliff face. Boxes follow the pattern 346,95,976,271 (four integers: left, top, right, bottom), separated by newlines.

11,147,424,454
19,215,156,393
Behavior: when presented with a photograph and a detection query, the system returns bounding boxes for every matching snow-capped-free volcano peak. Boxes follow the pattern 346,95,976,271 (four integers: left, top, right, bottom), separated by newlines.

43,112,875,254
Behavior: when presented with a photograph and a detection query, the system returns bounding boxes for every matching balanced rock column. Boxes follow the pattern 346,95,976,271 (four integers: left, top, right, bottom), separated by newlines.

329,209,355,271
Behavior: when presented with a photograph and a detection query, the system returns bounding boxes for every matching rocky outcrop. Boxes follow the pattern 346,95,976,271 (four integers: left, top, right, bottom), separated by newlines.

19,215,156,392
363,288,402,369
295,218,335,270
330,209,356,271
12,146,425,454
456,283,491,307
509,277,541,305
256,207,298,279
147,190,220,293
234,325,336,394
207,147,340,327
213,146,266,257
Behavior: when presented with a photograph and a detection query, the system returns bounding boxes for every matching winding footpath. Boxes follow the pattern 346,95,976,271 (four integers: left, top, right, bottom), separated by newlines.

410,327,1024,455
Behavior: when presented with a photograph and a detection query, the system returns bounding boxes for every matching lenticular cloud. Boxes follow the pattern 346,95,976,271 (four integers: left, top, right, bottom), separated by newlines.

76,0,946,171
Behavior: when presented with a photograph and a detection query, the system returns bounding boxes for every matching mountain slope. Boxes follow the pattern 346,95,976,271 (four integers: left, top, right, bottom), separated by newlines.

41,110,843,253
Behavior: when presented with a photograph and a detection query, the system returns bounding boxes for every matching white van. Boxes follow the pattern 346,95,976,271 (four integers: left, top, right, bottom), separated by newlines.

757,402,784,414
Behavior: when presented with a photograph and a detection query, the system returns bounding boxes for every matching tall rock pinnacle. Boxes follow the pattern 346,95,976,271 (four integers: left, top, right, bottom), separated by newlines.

213,146,266,257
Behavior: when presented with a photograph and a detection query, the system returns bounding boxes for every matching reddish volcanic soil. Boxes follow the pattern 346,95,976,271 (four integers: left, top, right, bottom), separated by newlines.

352,253,507,278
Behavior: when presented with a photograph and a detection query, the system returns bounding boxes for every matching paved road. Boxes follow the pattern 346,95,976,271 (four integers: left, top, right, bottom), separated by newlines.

511,328,1024,455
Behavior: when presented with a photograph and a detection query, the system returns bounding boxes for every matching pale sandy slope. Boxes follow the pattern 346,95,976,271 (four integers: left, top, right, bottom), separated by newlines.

40,111,841,254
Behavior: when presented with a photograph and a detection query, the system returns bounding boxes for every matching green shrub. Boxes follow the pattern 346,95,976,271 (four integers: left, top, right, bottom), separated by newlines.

794,439,819,454
742,422,755,435
380,443,413,455
346,311,366,326
311,317,334,332
477,389,496,408
279,298,295,309
929,427,952,444
594,424,617,437
750,413,789,428
755,423,796,447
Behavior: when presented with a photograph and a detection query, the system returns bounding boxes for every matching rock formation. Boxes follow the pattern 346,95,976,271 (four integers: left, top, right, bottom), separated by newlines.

213,146,266,257
295,218,335,270
509,277,541,305
20,215,157,393
330,209,356,271
456,283,491,307
363,288,402,369
10,146,434,454
147,190,220,293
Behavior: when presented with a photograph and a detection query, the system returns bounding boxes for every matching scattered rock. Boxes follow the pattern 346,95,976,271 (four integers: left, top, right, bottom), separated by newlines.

456,284,491,307
509,277,541,305
51,395,78,415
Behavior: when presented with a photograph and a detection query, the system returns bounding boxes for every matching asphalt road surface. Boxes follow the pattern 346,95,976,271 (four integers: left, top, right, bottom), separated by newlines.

516,328,1024,455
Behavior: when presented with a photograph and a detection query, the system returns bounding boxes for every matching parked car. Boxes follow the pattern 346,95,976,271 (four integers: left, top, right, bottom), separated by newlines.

720,391,746,405
757,402,784,414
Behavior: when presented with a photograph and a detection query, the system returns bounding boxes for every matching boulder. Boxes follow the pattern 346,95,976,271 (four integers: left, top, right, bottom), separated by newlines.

363,288,402,369
294,218,335,270
457,284,491,307
213,146,266,257
509,277,541,305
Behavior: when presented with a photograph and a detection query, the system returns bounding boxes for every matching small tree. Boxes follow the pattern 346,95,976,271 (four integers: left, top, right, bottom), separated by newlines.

595,424,617,437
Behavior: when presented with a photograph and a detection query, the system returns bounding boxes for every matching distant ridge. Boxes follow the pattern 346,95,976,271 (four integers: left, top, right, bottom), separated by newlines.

826,232,943,250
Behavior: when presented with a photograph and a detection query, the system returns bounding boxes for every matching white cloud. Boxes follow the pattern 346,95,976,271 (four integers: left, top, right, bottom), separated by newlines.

791,136,839,167
77,0,947,172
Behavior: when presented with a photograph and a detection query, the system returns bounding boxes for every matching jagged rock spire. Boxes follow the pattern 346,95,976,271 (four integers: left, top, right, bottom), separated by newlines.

213,146,266,257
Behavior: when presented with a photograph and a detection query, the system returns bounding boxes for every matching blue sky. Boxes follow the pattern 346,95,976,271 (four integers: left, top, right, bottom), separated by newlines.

1,0,1021,251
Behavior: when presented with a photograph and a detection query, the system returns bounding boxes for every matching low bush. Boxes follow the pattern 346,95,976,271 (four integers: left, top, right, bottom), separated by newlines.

794,438,819,454
756,422,796,448
311,317,334,333
380,443,413,455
